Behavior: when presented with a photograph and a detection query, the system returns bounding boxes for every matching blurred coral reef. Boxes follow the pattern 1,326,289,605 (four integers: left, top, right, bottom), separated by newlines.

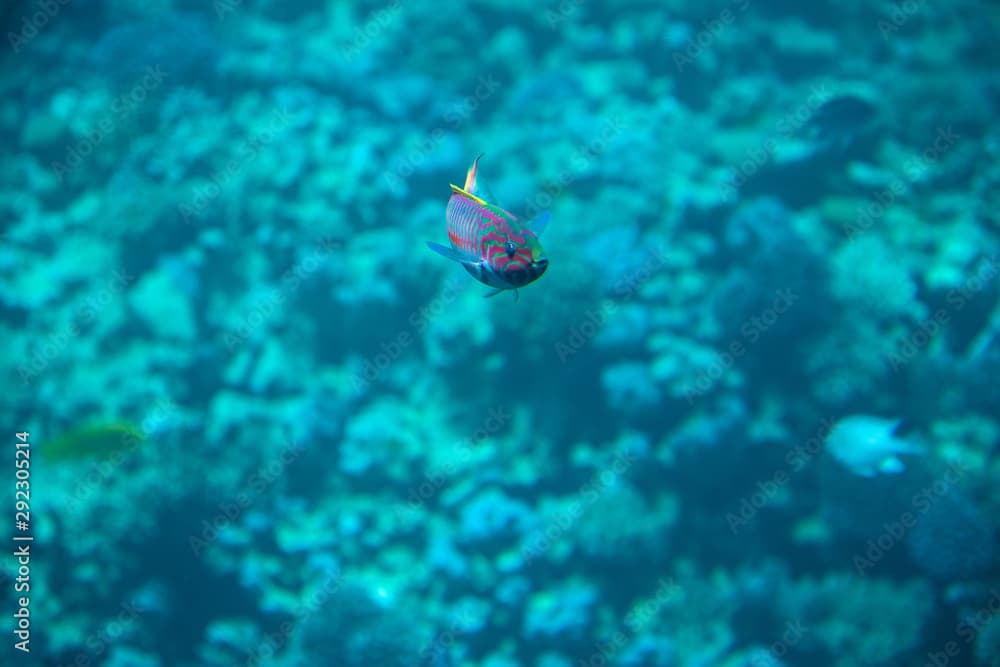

1,0,997,666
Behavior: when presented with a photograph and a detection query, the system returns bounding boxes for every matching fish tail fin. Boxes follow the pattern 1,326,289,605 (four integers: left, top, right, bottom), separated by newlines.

899,434,928,456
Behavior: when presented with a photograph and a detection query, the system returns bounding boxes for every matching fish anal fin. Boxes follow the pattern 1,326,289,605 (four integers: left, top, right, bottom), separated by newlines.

483,288,519,301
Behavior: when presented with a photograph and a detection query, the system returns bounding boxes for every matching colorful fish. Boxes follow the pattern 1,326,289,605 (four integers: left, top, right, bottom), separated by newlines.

426,155,550,300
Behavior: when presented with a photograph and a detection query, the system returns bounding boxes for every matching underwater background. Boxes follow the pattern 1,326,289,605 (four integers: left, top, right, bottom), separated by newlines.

2,0,999,665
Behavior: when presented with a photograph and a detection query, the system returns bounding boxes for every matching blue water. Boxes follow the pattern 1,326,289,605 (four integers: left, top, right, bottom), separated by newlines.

1,1,999,666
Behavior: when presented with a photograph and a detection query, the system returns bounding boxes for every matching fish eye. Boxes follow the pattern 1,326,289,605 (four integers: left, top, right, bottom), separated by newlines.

504,241,516,257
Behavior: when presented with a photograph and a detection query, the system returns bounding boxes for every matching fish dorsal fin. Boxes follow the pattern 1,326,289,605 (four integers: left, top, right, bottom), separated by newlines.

449,183,488,207
459,153,500,204
464,153,484,191
527,210,550,237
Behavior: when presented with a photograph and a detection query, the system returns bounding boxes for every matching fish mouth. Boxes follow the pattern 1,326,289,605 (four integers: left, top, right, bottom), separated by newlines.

504,258,548,287
529,258,549,280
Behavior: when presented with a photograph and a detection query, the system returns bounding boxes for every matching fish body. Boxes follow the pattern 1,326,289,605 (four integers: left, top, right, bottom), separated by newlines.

825,414,923,477
42,422,145,462
427,155,549,300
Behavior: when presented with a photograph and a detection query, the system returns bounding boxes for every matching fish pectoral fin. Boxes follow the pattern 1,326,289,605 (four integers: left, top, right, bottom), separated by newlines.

426,241,480,265
449,183,488,207
527,210,551,237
